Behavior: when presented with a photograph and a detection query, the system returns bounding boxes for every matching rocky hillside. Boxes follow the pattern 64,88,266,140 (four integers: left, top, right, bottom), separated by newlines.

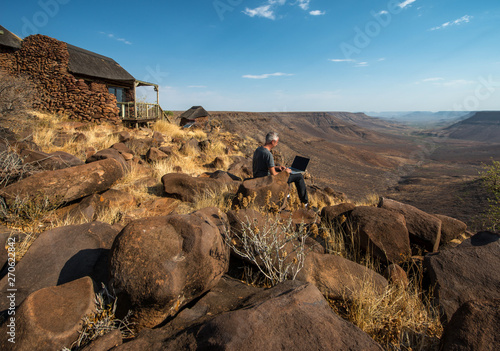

0,111,498,351
434,111,500,143
211,111,419,200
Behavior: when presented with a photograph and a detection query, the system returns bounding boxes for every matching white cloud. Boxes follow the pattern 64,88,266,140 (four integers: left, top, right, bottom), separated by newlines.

244,0,324,19
329,58,373,67
243,5,275,20
442,79,475,87
309,10,325,16
430,15,472,31
100,32,132,45
242,72,294,79
377,10,389,15
398,0,417,9
329,59,355,62
297,0,310,10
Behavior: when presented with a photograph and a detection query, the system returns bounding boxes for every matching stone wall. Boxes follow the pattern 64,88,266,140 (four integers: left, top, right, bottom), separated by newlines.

1,35,121,124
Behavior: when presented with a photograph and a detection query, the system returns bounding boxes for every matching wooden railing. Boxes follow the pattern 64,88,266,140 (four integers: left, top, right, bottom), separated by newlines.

117,102,171,123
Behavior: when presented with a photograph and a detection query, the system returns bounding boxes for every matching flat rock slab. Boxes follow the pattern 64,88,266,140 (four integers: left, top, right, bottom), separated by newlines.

424,231,500,323
440,299,500,351
0,158,124,209
114,280,383,351
0,221,119,312
0,276,96,351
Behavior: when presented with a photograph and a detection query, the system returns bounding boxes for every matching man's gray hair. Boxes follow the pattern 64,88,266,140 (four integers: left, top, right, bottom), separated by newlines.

265,132,279,144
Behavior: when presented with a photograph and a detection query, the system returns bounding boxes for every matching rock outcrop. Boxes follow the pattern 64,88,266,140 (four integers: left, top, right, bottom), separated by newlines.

424,231,500,323
0,221,119,312
109,213,229,329
349,206,411,264
0,277,96,351
113,281,383,351
0,158,124,209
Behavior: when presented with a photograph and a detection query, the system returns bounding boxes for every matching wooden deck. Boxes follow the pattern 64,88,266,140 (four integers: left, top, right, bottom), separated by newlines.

118,102,171,127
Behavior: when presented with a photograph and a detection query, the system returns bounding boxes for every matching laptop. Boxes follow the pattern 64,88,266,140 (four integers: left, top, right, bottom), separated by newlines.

289,156,310,174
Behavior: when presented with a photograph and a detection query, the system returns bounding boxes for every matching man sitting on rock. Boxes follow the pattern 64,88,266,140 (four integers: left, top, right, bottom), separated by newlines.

252,131,309,205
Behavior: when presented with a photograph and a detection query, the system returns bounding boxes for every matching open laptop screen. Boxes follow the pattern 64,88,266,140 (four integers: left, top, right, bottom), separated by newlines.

290,156,310,173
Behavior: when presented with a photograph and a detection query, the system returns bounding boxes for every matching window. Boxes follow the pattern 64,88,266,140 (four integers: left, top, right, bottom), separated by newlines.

108,87,125,102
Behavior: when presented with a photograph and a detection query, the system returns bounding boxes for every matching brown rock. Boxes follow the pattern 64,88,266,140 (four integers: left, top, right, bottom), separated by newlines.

0,277,96,351
433,214,467,246
80,329,123,351
116,131,131,143
21,149,84,171
321,203,356,224
383,264,409,288
440,299,500,350
161,173,230,203
86,148,130,173
118,281,383,351
139,197,179,217
233,172,289,210
111,142,134,156
100,189,136,208
0,158,124,210
350,206,411,264
109,213,229,330
379,197,442,252
423,231,500,323
0,222,120,311
296,252,388,300
146,147,169,163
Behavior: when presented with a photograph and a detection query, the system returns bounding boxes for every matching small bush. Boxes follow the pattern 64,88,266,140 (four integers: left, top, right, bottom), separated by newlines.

222,214,310,286
67,284,134,350
0,72,38,122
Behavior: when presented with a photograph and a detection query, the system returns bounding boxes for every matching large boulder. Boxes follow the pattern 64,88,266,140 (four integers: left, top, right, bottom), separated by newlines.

145,147,169,163
349,206,411,264
0,276,96,351
0,158,124,210
433,214,467,247
296,252,388,300
321,203,356,224
113,280,383,351
233,172,289,210
424,231,500,323
21,149,84,171
440,299,500,351
161,173,232,203
109,213,229,330
0,221,119,312
379,197,442,252
86,148,129,172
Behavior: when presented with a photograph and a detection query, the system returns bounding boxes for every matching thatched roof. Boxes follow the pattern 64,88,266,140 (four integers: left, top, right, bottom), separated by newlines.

0,25,21,49
178,106,210,120
67,44,135,83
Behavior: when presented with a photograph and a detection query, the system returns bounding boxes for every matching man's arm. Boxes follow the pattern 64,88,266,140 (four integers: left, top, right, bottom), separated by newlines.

269,166,291,175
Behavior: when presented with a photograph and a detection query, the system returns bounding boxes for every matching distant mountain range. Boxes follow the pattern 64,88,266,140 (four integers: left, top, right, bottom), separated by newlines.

366,111,474,127
435,111,500,143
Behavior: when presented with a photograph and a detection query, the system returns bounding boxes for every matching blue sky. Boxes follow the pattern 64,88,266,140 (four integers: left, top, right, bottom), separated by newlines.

2,0,500,112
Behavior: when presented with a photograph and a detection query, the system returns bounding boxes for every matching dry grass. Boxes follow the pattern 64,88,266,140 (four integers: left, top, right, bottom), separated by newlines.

319,218,443,350
330,269,442,350
152,119,184,139
355,193,380,207
66,284,134,350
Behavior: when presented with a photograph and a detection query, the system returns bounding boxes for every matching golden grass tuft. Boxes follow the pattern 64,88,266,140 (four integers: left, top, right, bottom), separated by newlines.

330,270,442,350
152,119,184,139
